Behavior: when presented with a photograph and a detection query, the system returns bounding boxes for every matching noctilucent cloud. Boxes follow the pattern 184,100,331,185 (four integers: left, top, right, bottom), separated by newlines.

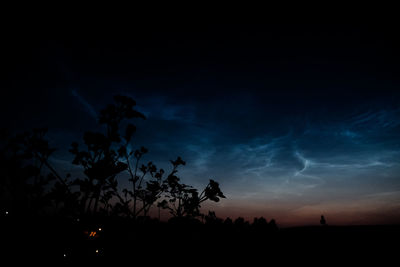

3,23,400,225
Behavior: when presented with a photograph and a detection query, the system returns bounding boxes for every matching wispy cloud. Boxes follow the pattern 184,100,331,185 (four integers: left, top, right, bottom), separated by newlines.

348,108,400,130
131,95,197,124
293,151,322,184
71,89,97,119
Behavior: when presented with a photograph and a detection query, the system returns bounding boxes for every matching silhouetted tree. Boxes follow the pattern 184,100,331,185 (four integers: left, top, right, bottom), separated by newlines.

224,217,233,226
320,215,327,226
205,211,223,225
268,219,278,231
234,217,246,229
253,217,268,228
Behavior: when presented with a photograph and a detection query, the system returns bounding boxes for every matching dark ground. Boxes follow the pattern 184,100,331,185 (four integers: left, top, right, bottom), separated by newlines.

2,215,399,265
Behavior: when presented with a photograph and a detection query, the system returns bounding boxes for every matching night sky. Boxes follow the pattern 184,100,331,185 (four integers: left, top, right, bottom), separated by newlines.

3,22,400,226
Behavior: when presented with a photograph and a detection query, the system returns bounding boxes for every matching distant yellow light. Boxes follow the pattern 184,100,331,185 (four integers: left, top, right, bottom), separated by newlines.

98,227,102,231
95,249,99,253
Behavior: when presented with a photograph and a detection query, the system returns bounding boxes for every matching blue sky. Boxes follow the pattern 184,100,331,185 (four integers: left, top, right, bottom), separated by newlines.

42,88,400,226
3,23,400,225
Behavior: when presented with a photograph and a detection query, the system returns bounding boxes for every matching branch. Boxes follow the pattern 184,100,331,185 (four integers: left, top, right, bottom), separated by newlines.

33,151,71,193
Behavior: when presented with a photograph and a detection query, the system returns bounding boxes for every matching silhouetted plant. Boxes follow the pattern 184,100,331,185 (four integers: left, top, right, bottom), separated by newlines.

69,132,127,215
2,95,226,223
68,95,221,220
101,96,170,219
132,160,169,217
158,166,225,219
0,128,76,215
70,95,145,216
118,135,182,219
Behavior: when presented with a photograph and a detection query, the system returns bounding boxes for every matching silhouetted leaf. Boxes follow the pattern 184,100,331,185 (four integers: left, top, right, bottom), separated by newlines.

125,124,136,142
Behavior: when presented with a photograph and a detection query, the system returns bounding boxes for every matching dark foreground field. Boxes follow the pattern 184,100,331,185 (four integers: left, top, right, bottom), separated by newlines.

2,215,399,264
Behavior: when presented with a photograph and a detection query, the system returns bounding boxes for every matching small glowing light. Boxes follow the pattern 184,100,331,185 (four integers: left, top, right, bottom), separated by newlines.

98,227,102,231
89,231,97,237
76,218,80,222
5,211,8,215
63,253,67,258
95,249,99,253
